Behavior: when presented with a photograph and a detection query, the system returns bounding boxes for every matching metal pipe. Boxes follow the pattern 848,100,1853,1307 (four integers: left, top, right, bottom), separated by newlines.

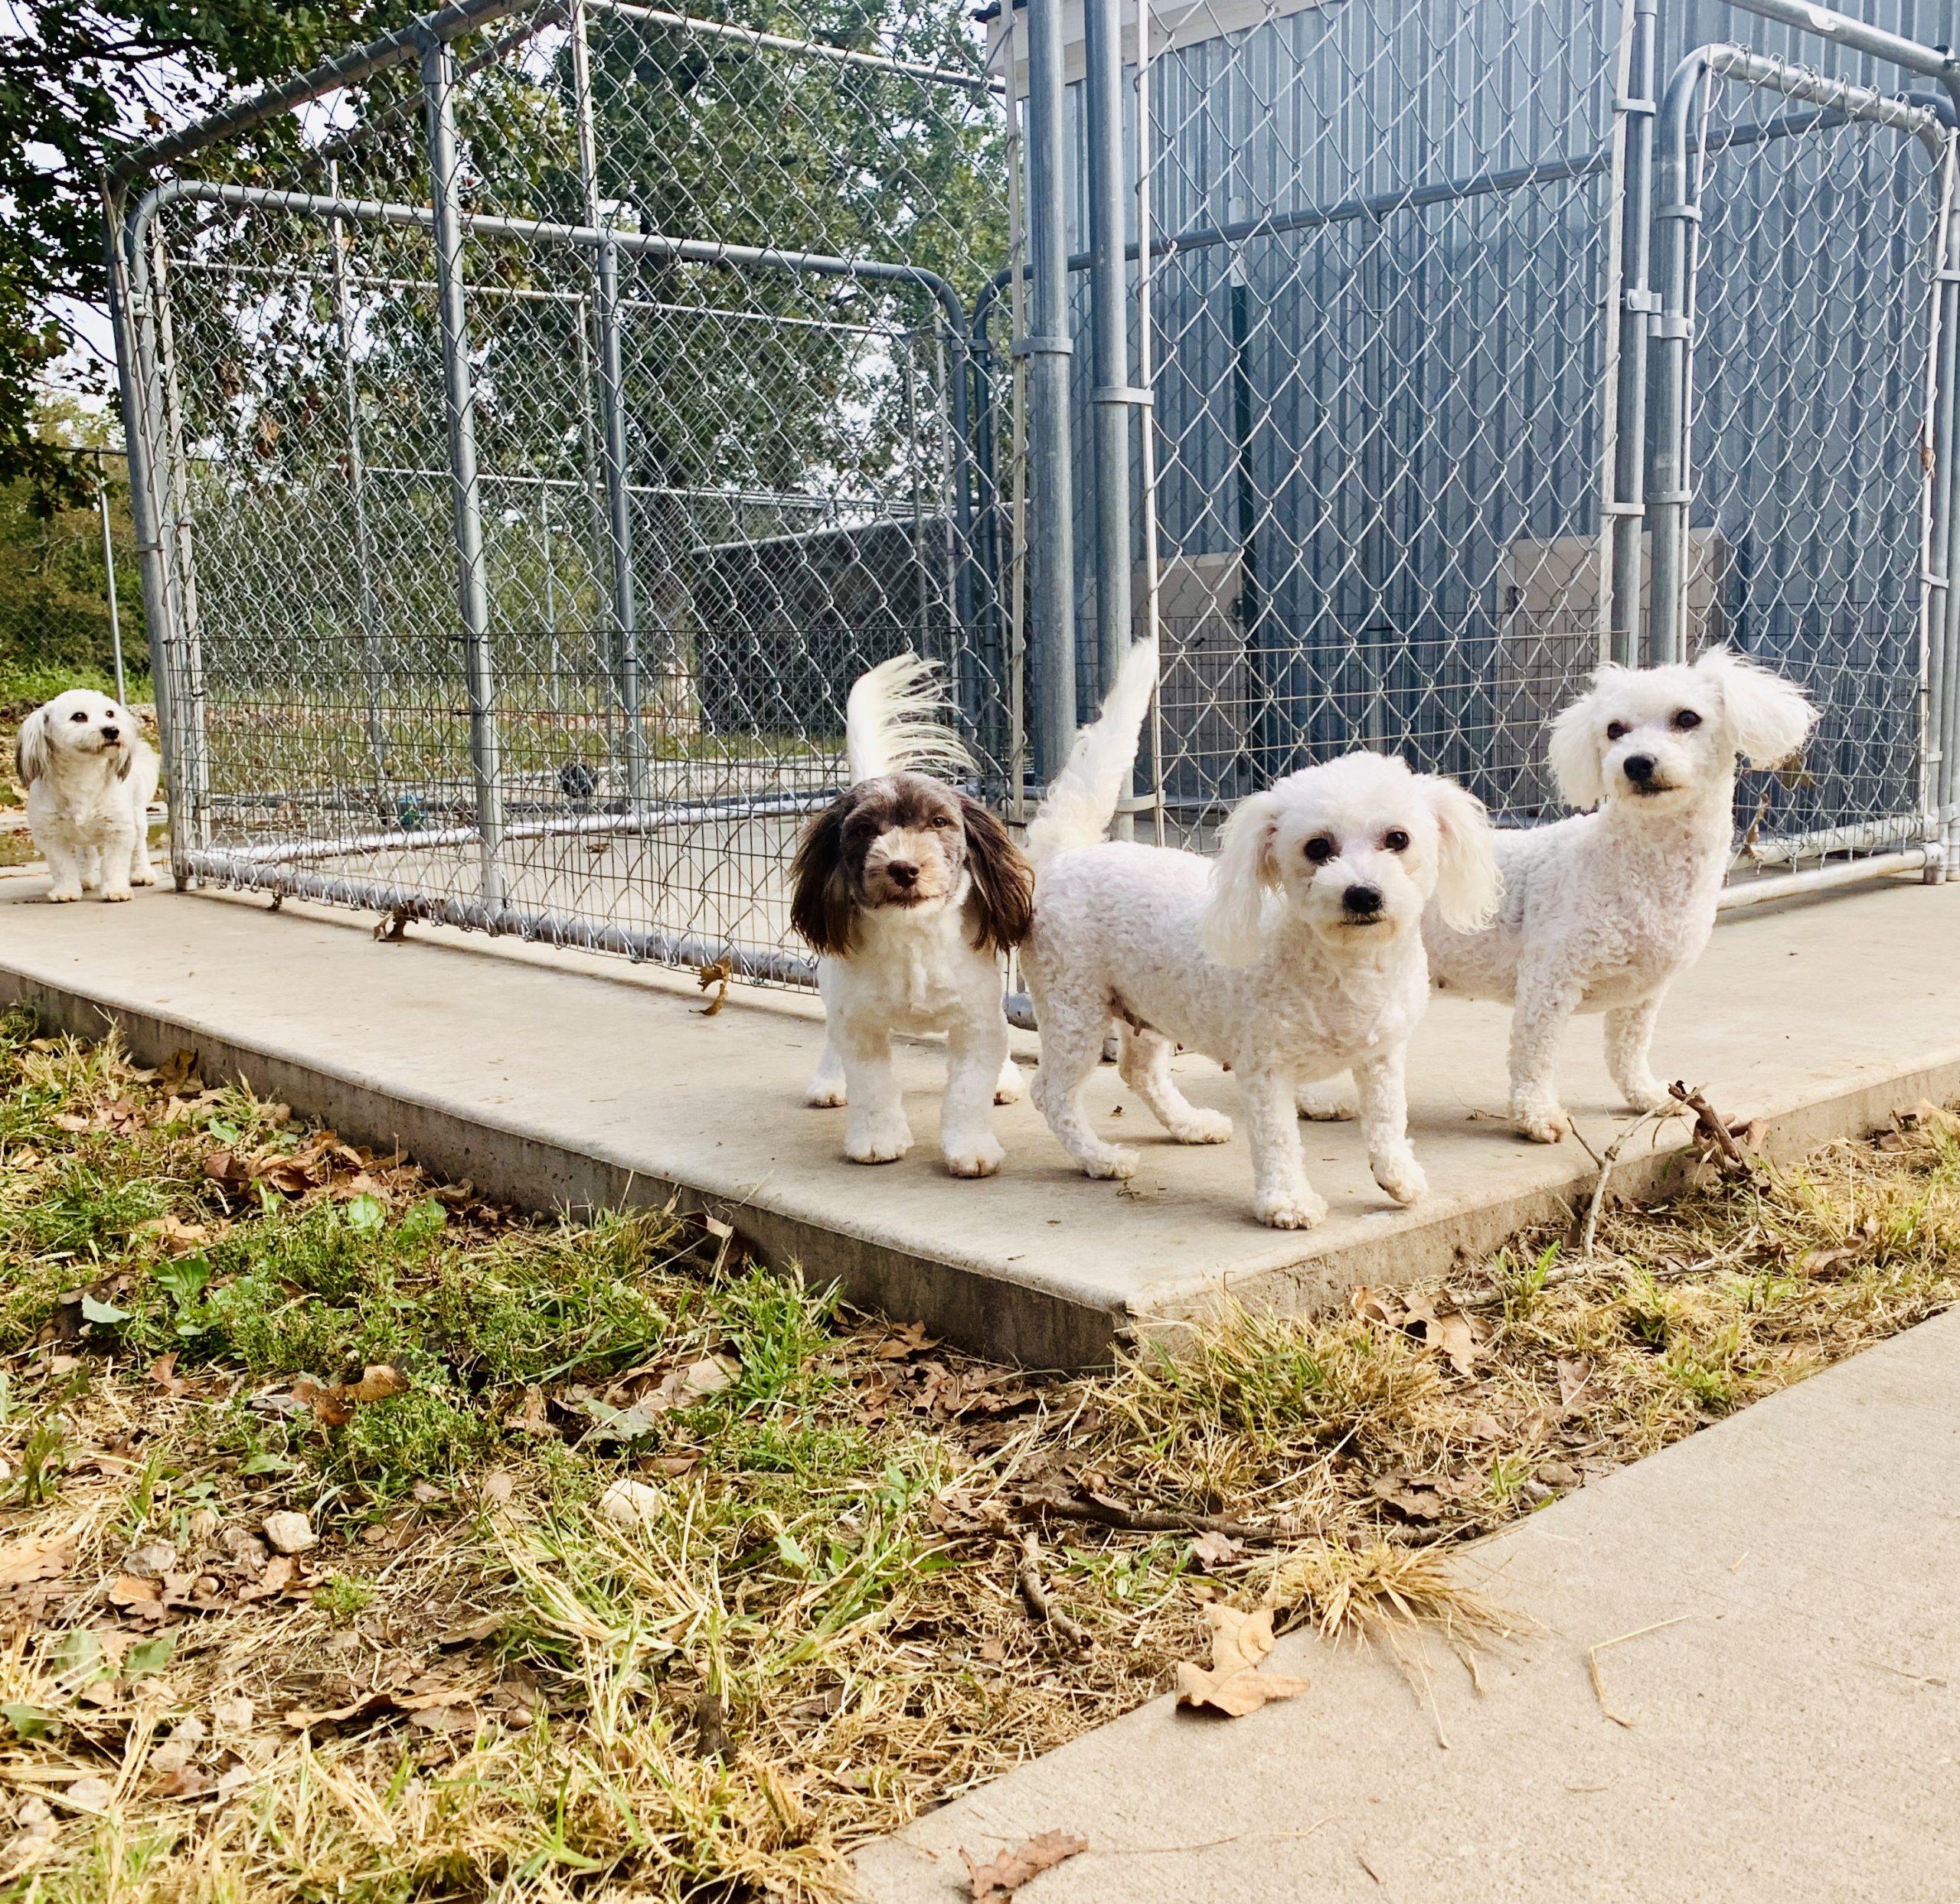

1083,0,1133,732
1723,0,1960,95
595,237,649,811
181,852,821,984
421,32,506,908
1606,0,1657,668
129,178,971,336
1135,0,1165,846
92,449,126,706
328,159,391,808
1024,0,1076,781
1716,848,1929,910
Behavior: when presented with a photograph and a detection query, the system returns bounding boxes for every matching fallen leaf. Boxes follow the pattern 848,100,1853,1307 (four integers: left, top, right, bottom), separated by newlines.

0,1537,73,1593
292,1364,410,1429
1557,1357,1594,1410
480,1471,515,1505
597,1477,664,1529
437,1613,503,1647
1174,1603,1311,1718
1189,1530,1242,1571
1467,1412,1502,1442
149,1353,191,1397
961,1831,1089,1903
108,1575,162,1608
410,1481,446,1504
505,1387,551,1435
1369,1475,1447,1522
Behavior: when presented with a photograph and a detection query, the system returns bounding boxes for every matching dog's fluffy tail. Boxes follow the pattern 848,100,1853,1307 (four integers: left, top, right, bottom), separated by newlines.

843,654,974,785
1025,640,1158,873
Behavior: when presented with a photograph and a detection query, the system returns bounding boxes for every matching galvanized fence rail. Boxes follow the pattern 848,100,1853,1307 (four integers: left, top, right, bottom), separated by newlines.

104,0,1960,999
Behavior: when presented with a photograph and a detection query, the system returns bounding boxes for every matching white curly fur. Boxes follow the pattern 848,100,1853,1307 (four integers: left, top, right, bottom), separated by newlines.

15,688,159,903
1419,646,1817,1144
1024,662,1501,1227
844,653,974,783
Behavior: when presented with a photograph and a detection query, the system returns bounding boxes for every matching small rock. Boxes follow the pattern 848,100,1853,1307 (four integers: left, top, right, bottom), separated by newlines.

262,1512,317,1556
149,1739,197,1776
15,1798,51,1829
1518,1478,1555,1506
221,1528,268,1571
185,1508,220,1545
168,1716,206,1745
121,1542,178,1579
1537,1461,1582,1490
597,1478,663,1530
64,1776,113,1813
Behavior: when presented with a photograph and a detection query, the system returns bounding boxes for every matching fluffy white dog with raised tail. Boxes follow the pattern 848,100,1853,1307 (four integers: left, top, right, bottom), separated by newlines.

1423,647,1817,1144
790,655,1032,1177
15,688,159,903
1024,643,1501,1229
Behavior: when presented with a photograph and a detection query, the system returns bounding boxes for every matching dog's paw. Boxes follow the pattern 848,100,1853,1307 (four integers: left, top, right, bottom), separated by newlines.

1295,1087,1356,1122
1082,1145,1139,1181
100,889,133,904
1621,1079,1670,1115
845,1116,913,1164
45,887,81,904
945,1133,1004,1178
1512,1101,1570,1145
129,866,158,889
805,1081,848,1109
1254,1186,1328,1230
1371,1148,1428,1207
992,1067,1024,1107
1169,1107,1233,1145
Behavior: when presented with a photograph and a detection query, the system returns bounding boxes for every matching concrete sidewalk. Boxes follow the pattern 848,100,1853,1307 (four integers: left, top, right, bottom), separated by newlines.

857,1305,1960,1904
1,870,1958,1363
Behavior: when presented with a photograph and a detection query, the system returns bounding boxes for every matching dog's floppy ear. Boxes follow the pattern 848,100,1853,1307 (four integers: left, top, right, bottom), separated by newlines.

1694,646,1816,768
1202,787,1282,967
959,795,1033,955
1546,681,1610,811
13,708,48,788
789,792,859,957
1422,775,1502,931
113,744,135,782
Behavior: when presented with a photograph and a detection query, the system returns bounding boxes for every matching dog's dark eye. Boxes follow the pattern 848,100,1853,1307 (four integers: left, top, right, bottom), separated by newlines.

1303,836,1334,864
70,711,88,723
1605,720,1627,742
1671,708,1702,730
929,813,952,828
1383,829,1410,852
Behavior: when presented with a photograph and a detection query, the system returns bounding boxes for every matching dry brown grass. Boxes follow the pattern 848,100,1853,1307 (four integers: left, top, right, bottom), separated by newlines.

0,1014,1955,1901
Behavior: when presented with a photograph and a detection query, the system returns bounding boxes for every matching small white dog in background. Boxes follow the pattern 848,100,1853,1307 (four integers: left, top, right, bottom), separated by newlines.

790,655,1032,1177
1422,646,1817,1142
1024,643,1501,1228
15,689,160,903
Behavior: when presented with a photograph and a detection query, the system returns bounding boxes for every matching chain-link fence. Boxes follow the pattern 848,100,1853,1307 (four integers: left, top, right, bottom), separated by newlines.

106,0,1960,991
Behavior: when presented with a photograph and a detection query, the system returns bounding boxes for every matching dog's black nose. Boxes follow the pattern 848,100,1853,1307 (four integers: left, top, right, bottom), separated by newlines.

1342,883,1383,916
885,860,919,889
1623,753,1655,784
100,726,119,743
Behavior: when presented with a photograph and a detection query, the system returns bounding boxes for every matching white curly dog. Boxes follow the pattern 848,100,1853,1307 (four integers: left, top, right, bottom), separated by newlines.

1419,647,1817,1143
1023,644,1501,1228
789,656,1032,1177
15,687,160,903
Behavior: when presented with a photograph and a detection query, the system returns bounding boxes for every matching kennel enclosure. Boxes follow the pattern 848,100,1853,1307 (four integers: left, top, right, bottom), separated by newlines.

105,0,1960,991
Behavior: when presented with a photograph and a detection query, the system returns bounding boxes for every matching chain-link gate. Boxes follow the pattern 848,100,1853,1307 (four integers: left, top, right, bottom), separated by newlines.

106,0,1960,998
110,0,1007,979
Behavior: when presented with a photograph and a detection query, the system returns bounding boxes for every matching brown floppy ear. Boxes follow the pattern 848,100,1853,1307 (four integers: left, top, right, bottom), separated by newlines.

113,746,135,782
789,793,859,956
960,795,1034,954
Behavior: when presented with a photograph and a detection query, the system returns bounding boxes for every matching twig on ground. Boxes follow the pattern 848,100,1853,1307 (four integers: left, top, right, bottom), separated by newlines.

1018,1533,1092,1649
1669,1081,1752,1174
1586,1613,1693,1727
1576,1107,1678,1256
1027,1491,1305,1544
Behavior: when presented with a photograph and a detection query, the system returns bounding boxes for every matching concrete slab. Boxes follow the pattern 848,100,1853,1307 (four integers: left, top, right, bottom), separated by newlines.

856,1305,1960,1903
0,870,1957,1365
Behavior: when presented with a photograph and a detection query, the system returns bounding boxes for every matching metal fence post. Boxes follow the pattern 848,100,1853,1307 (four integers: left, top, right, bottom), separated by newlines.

573,1,649,812
93,449,127,707
1605,0,1657,668
1084,0,1134,790
328,158,391,812
420,29,506,911
1025,0,1076,780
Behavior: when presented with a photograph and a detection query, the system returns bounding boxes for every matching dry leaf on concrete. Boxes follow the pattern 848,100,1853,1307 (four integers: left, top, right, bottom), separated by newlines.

961,1831,1089,1903
1174,1603,1311,1718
